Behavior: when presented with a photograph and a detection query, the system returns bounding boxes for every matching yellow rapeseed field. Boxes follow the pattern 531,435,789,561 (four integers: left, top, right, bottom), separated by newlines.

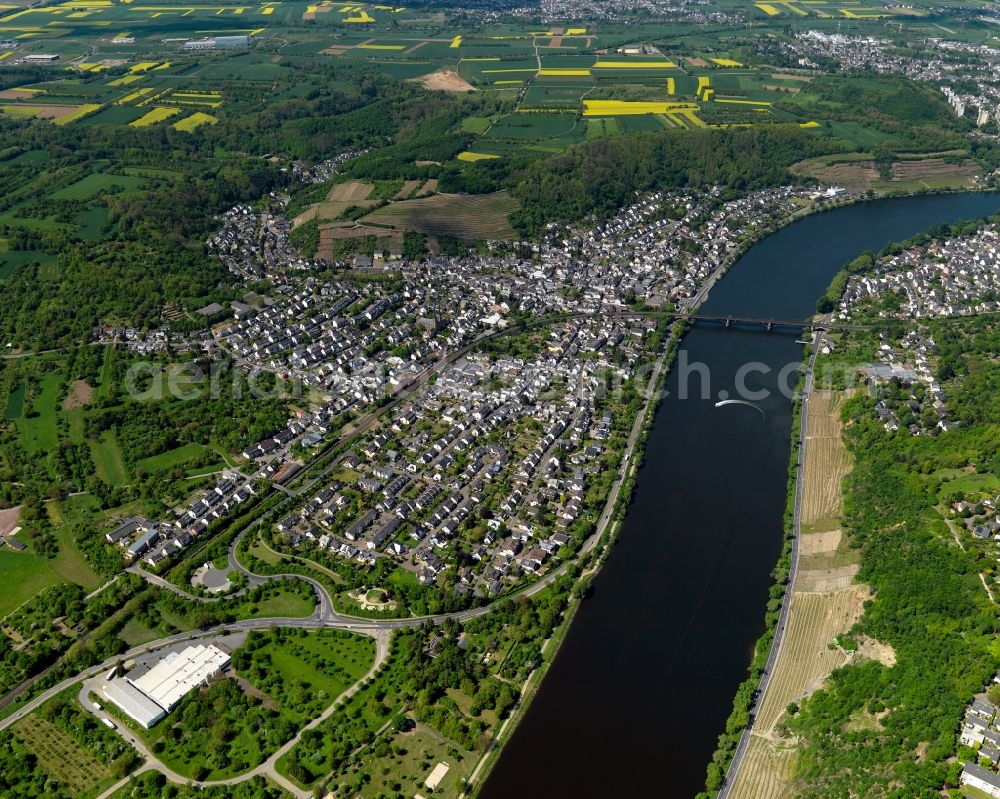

130,105,180,126
456,151,499,162
583,100,697,117
593,60,677,69
53,103,101,125
538,68,590,76
173,111,217,131
108,74,142,86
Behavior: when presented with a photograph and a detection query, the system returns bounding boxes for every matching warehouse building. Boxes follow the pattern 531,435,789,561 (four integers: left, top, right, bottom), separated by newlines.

101,643,231,729
131,643,231,711
183,35,249,50
101,679,166,729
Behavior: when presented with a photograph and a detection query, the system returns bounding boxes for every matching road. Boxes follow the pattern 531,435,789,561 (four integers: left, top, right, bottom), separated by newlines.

0,304,677,795
716,330,821,799
81,628,392,799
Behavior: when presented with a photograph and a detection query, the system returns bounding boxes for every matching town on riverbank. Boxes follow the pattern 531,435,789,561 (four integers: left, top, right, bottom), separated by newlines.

2,0,1000,795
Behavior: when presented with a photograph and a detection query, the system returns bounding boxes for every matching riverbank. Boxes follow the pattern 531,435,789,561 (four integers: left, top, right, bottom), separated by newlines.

702,191,1000,798
467,319,684,796
720,384,863,798
688,183,1000,316
478,189,1000,799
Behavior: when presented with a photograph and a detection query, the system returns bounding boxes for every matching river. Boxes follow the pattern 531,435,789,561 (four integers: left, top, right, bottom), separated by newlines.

479,192,1000,799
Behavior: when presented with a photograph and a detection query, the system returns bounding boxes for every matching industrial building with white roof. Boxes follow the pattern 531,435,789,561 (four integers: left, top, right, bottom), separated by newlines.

101,642,231,729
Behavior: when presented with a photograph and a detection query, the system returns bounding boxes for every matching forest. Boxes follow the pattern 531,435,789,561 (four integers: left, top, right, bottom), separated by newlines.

507,126,841,237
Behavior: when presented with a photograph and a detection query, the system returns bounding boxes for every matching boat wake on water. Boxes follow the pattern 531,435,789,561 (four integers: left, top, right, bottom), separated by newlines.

714,398,765,416
714,398,781,449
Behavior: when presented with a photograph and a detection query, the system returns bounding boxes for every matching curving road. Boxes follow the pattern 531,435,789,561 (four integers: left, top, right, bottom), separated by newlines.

0,305,676,798
81,628,392,799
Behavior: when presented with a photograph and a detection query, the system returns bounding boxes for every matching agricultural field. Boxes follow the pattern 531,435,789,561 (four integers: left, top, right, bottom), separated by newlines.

791,152,983,194
172,110,217,131
727,587,866,799
292,179,382,226
729,736,797,799
750,0,912,17
0,0,963,165
359,191,518,239
726,389,877,799
800,390,853,532
11,714,113,797
130,105,180,127
752,588,865,736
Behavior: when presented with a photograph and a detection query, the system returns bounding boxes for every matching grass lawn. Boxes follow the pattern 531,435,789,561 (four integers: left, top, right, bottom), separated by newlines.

75,206,109,241
7,149,50,166
248,534,284,566
49,507,102,590
0,494,104,615
96,345,116,400
64,407,87,444
251,590,318,619
353,729,475,799
0,547,63,618
963,785,999,799
263,628,375,716
461,115,493,134
16,370,62,454
939,472,1000,499
3,379,25,419
49,172,146,201
91,430,128,485
118,617,161,647
136,442,208,473
184,461,226,477
328,467,361,483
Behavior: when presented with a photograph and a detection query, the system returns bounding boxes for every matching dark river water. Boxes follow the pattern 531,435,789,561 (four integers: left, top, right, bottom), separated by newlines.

480,192,1000,799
